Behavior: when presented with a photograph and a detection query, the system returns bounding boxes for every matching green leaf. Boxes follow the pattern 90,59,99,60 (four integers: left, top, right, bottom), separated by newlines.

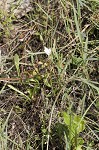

72,56,83,65
62,112,71,126
44,78,51,88
73,115,85,134
62,112,85,137
76,145,83,150
14,54,20,76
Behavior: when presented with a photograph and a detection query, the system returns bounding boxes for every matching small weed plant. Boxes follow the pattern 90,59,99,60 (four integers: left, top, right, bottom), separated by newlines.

0,0,99,150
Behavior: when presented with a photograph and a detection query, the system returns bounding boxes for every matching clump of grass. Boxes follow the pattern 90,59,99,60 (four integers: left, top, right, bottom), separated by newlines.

0,0,99,150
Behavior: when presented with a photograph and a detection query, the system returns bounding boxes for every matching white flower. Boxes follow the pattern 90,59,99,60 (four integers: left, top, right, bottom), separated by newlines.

44,47,51,56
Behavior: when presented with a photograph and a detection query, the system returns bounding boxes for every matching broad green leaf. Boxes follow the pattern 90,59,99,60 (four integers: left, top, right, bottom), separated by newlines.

76,145,83,150
73,115,85,134
62,112,71,126
63,112,85,138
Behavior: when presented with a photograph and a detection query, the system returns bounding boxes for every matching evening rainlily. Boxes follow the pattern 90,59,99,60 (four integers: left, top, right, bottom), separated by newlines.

44,47,51,56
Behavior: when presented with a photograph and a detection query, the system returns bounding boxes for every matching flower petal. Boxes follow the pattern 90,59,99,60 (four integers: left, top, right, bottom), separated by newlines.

44,47,51,56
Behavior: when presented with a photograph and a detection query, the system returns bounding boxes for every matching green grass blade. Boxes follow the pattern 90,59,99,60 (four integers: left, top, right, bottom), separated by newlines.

8,85,31,101
80,78,99,94
2,108,12,132
73,3,83,45
83,35,88,63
